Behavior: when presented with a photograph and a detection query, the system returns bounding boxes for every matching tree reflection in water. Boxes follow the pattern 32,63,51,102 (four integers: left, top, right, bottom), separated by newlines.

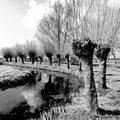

22,72,72,119
1,71,81,120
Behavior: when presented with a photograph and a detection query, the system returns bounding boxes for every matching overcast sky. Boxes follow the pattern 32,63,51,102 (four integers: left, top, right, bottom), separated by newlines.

0,0,53,49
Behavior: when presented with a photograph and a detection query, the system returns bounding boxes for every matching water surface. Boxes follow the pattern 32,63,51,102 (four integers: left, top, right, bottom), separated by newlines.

0,71,83,120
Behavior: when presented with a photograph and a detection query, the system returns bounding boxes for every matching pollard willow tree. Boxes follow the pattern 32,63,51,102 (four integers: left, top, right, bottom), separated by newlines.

84,0,120,89
65,0,98,117
12,44,20,63
1,47,13,62
17,44,26,64
38,36,56,65
36,0,70,66
26,40,38,64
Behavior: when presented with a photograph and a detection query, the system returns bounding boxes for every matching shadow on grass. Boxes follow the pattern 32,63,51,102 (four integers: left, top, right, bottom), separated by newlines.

98,108,120,115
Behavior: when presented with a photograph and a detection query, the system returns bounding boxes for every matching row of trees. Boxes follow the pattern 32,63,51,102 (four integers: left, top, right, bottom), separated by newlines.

35,0,120,119
1,40,43,64
0,39,71,68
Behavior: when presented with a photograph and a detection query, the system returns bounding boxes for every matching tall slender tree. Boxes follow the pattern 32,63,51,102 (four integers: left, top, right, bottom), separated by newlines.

36,0,69,66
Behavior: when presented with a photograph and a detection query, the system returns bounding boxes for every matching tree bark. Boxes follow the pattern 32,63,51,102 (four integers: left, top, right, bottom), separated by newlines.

10,57,12,62
15,57,17,63
31,58,34,64
65,54,70,69
81,55,98,117
79,60,82,71
95,46,110,89
72,38,98,119
98,58,107,88
21,57,24,64
5,57,9,62
49,57,52,65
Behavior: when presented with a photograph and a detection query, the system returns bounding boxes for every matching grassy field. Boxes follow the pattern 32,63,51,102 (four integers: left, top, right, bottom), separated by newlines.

0,65,32,90
57,63,120,120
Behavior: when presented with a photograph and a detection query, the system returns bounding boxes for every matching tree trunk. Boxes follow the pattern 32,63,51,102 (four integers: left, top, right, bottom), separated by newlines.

15,57,17,63
10,57,12,62
107,54,110,63
5,57,8,62
98,58,107,89
58,58,61,66
49,57,52,65
31,58,34,64
21,57,24,64
79,60,82,71
67,58,70,69
81,55,98,117
36,58,39,62
95,46,110,89
72,38,98,119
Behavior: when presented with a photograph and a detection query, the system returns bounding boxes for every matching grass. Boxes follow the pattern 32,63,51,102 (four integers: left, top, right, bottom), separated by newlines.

0,66,33,90
1,61,120,119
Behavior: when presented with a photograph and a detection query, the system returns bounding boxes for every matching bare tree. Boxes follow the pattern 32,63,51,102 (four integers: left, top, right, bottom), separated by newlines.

38,36,56,65
65,0,98,118
12,44,21,63
17,44,26,64
36,0,69,66
84,0,120,89
26,40,38,64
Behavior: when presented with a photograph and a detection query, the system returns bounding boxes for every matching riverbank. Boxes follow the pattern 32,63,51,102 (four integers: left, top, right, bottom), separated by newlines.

1,62,120,119
3,62,83,80
0,65,33,90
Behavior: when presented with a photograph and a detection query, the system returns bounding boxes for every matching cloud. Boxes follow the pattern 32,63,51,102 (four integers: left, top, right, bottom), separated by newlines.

22,0,59,30
22,0,62,30
22,0,46,30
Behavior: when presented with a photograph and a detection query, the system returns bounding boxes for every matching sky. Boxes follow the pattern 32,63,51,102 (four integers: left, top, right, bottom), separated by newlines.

0,0,119,49
0,0,54,49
